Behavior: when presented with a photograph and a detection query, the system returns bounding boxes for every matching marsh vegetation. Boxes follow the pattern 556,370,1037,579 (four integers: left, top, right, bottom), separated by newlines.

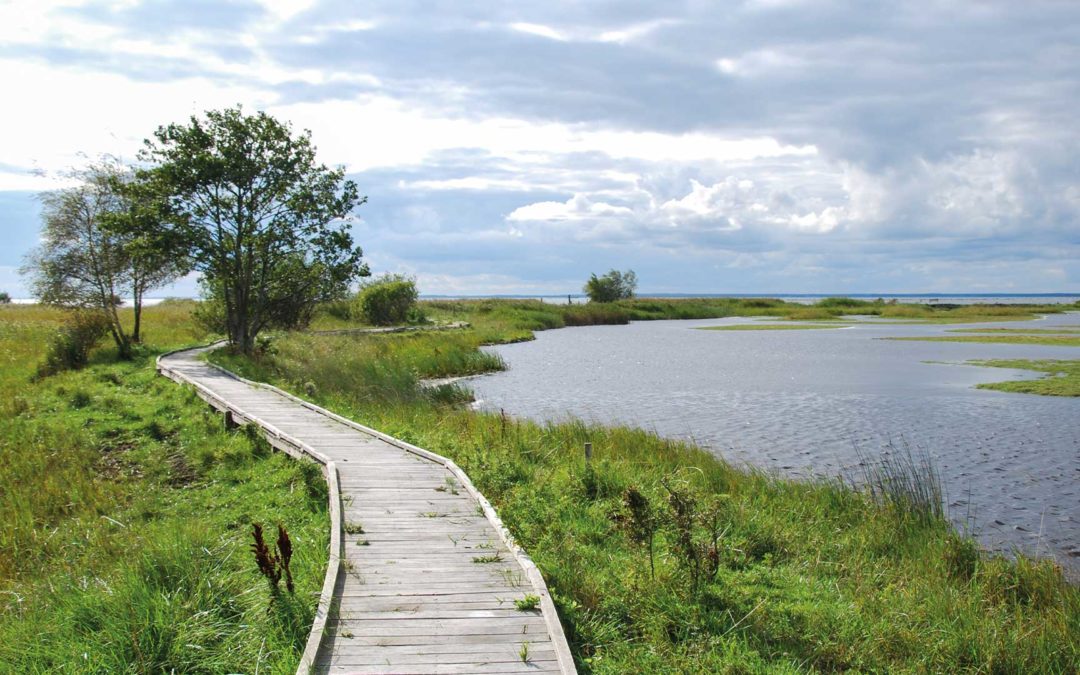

212,298,1080,673
3,296,1077,672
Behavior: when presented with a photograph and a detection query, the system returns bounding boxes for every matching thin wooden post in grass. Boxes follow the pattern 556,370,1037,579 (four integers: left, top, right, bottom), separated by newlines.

224,410,238,430
584,442,592,467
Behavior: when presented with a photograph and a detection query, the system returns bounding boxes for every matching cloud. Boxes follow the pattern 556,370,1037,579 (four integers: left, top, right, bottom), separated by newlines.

510,22,568,42
507,194,633,222
0,0,1077,294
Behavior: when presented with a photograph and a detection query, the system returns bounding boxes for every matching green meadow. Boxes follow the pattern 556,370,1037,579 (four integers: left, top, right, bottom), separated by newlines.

2,297,1077,672
0,302,328,673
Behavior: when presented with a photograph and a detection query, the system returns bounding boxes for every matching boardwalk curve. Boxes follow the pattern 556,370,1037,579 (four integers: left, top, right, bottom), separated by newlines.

157,344,576,675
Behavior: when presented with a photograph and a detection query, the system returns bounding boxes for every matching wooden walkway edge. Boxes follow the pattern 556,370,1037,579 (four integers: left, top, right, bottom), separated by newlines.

157,343,576,675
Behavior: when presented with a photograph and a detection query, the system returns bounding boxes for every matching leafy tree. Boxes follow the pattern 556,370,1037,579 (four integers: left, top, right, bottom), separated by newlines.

356,274,419,325
103,170,190,343
584,269,638,303
0,292,10,304
22,160,188,357
141,107,368,353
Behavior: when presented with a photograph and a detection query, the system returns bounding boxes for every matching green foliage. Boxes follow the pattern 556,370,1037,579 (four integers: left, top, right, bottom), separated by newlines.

141,106,369,352
0,292,10,304
515,594,541,611
36,311,110,378
355,274,419,325
584,269,637,303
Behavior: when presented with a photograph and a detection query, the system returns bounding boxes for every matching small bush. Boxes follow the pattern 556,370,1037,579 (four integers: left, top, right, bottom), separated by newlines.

36,311,109,378
319,299,353,321
355,274,419,326
0,291,11,304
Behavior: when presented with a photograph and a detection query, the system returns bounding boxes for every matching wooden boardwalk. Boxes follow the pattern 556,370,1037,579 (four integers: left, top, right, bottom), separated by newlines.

159,345,575,675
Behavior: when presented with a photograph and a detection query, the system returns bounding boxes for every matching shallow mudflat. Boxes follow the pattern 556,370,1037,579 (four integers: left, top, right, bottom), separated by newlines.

469,313,1080,574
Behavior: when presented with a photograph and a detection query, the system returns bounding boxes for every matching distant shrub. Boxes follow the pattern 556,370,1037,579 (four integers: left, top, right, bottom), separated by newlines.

37,311,109,378
355,274,419,326
0,291,11,304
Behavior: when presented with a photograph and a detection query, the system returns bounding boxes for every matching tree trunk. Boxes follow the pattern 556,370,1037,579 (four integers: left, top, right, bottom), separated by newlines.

108,307,132,359
132,286,142,343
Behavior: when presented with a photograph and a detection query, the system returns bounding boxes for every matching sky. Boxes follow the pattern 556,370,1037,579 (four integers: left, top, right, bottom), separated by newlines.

1,0,1078,297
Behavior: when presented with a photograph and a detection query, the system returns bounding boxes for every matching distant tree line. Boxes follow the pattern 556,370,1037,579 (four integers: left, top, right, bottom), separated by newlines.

23,106,369,357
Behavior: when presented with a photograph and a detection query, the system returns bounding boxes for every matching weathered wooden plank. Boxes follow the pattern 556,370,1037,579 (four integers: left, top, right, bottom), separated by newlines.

319,633,550,646
316,658,557,672
336,594,514,605
318,653,557,667
315,635,548,652
337,582,530,594
337,609,543,621
324,630,548,643
316,648,556,665
327,618,548,634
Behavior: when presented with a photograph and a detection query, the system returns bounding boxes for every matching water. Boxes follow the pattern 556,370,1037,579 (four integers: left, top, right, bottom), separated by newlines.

468,313,1080,575
419,293,1080,305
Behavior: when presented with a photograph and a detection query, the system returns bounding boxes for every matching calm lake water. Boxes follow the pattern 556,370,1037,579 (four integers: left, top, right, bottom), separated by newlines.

468,313,1080,575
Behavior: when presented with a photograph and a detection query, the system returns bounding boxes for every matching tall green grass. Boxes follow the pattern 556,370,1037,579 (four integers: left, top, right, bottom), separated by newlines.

0,303,327,673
